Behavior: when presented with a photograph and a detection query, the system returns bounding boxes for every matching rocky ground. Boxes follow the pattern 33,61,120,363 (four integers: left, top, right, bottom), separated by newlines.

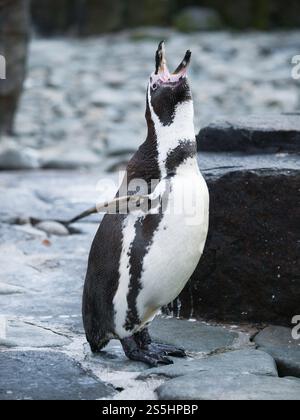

1,29,300,169
0,169,299,400
0,30,299,400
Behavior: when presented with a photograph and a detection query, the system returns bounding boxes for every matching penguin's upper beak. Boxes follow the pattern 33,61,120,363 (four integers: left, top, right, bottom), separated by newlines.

173,50,192,78
155,41,191,83
155,41,170,81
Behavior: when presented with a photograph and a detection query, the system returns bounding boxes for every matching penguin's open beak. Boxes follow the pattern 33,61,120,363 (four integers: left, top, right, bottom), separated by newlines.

154,41,191,83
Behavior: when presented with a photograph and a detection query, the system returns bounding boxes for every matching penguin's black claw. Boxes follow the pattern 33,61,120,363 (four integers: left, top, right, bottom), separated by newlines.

133,328,186,359
121,336,174,367
150,342,187,358
150,352,174,365
129,350,160,367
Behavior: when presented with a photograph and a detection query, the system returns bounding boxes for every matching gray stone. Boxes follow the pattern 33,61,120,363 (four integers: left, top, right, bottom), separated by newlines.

105,129,141,156
35,221,69,237
254,326,300,378
0,141,40,170
139,349,277,380
149,317,238,354
0,186,49,221
285,377,300,383
197,114,300,153
0,351,114,400
90,89,124,107
40,145,101,169
0,319,71,348
156,371,300,400
0,282,24,295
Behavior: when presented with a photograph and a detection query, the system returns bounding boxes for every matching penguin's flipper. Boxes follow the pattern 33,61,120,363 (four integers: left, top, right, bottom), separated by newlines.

29,194,150,228
64,194,148,225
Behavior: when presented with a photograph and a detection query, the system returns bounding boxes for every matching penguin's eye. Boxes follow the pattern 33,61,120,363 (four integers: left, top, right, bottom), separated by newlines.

152,83,157,90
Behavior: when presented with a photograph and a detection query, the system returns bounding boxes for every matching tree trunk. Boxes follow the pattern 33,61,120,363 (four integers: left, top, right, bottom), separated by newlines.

0,0,30,137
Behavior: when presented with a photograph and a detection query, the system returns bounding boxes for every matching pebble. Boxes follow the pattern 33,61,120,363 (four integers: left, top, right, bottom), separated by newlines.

35,221,70,236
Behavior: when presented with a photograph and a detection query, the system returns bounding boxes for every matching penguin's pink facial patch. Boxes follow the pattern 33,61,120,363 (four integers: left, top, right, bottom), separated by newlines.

150,69,188,90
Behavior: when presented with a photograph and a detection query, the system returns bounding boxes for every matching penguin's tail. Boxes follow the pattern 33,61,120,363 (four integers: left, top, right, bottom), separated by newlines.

89,338,110,354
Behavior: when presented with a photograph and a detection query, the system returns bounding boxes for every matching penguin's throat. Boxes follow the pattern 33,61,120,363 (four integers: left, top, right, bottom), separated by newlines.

151,101,196,152
150,99,194,135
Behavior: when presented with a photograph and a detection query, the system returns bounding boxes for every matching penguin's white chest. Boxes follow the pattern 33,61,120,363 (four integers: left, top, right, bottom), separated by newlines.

136,168,209,320
113,161,209,338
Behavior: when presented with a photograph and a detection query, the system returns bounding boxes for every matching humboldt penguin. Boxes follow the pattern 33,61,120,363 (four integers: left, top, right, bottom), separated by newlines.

82,41,209,366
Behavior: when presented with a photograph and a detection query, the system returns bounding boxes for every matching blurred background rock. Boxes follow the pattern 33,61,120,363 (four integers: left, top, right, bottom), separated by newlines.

0,0,299,167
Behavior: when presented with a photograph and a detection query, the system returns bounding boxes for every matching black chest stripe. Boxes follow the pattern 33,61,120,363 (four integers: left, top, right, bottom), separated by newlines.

165,140,197,176
124,209,163,332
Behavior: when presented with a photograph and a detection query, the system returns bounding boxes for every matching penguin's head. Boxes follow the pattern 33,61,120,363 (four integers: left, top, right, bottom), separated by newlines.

147,41,193,127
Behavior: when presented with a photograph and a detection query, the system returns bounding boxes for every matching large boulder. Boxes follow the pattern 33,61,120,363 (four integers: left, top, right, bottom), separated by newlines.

177,166,299,326
186,114,300,326
0,0,30,136
197,114,300,153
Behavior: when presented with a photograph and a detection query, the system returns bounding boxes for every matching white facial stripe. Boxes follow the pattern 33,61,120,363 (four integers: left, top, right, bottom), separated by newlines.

147,85,195,178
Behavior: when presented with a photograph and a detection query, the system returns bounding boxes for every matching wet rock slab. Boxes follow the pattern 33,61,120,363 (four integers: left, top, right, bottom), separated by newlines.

197,114,300,153
0,351,115,400
139,349,277,380
149,317,239,354
0,319,71,348
139,349,278,379
156,371,300,400
254,326,300,378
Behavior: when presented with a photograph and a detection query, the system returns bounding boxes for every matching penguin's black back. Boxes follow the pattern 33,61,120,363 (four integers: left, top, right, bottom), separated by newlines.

82,131,161,350
82,212,125,350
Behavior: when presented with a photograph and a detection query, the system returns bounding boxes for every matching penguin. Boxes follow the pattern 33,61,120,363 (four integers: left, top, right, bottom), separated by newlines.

82,41,209,366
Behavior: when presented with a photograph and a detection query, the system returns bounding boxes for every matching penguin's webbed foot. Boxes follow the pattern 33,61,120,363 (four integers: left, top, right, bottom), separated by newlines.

134,328,187,358
121,336,173,367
